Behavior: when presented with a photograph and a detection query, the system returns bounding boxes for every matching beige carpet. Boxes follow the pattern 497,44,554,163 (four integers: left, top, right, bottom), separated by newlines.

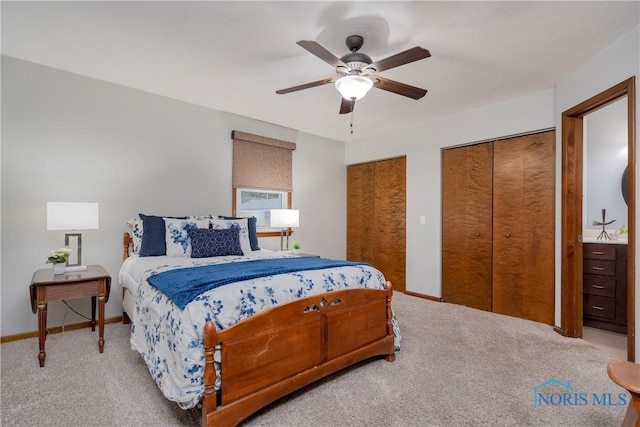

0,292,629,426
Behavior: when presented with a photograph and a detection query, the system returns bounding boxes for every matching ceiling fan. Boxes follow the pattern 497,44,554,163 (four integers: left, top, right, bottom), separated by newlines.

276,35,431,115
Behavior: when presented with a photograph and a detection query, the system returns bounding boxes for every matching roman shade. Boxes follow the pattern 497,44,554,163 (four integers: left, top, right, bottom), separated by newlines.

232,130,297,191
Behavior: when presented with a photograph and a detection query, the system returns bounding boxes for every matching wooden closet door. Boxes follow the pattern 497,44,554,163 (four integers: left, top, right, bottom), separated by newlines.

347,162,375,265
442,143,493,311
374,157,406,291
347,157,406,292
492,131,555,324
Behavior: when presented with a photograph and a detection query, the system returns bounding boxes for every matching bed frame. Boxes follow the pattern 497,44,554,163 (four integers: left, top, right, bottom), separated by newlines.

122,232,396,426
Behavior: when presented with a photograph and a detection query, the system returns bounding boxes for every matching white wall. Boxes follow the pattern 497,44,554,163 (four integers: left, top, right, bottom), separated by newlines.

1,56,346,336
345,89,555,299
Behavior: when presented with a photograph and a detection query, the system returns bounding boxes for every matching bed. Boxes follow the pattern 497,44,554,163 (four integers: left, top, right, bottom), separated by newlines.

119,215,399,426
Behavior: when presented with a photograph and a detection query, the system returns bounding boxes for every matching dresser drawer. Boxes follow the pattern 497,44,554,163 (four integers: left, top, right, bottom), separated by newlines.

584,295,615,320
583,244,616,260
583,276,616,298
583,259,615,276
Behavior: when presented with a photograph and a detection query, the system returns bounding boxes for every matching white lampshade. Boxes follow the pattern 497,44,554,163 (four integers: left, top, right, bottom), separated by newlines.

270,209,299,228
335,75,373,101
47,202,99,231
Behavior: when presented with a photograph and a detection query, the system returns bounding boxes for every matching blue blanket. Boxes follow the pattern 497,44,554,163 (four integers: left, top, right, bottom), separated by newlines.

147,257,370,310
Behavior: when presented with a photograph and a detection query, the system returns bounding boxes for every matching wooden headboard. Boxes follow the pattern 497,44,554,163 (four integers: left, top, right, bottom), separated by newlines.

123,232,133,261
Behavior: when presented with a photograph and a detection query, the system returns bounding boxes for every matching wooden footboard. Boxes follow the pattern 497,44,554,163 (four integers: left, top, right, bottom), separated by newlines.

202,281,395,427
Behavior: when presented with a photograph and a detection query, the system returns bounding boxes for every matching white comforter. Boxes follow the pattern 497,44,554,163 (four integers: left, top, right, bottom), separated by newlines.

119,250,400,409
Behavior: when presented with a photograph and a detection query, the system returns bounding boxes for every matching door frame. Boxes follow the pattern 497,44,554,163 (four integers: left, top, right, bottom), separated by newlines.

559,77,636,361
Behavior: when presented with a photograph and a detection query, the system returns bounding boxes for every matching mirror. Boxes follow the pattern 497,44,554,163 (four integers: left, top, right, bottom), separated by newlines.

583,96,628,237
622,165,628,205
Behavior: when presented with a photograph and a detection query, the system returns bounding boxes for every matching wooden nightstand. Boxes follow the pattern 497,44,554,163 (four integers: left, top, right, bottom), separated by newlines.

29,265,111,367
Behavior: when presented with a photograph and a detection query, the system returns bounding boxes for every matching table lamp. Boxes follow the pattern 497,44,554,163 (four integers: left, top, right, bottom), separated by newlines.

270,209,299,251
47,202,99,271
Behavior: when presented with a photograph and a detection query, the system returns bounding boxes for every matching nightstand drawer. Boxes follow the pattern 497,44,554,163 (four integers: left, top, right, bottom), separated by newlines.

584,259,615,276
583,244,616,260
45,281,100,302
584,295,615,320
583,276,616,298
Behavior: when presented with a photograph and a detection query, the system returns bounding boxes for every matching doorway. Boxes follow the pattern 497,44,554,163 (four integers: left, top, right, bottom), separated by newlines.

559,77,636,362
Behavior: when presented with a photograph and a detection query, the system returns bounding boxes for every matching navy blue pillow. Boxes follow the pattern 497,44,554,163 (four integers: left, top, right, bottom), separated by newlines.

187,228,244,258
221,216,260,251
139,214,186,257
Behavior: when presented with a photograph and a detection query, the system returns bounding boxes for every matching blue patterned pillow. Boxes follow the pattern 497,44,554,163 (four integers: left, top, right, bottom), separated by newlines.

187,228,244,258
210,218,252,255
220,216,260,251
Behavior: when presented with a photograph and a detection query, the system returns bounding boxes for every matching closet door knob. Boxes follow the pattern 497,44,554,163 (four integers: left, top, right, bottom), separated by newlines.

475,233,481,237
505,233,511,238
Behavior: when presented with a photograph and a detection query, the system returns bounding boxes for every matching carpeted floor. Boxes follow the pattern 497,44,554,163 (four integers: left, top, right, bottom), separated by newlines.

0,292,629,426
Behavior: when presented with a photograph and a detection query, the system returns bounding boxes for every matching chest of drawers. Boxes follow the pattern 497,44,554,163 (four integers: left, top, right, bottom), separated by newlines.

583,242,627,333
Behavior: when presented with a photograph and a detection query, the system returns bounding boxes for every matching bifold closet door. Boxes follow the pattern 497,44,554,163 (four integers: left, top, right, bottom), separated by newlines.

373,157,406,292
347,157,406,292
492,131,555,324
347,162,375,265
442,143,493,311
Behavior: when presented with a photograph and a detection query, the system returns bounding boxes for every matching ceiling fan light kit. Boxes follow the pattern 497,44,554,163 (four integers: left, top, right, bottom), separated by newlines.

335,75,373,100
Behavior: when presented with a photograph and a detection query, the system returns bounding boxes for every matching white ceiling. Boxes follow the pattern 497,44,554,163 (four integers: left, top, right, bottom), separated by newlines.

2,1,639,142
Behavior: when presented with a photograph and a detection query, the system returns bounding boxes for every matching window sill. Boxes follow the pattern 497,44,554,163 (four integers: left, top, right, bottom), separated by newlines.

257,230,295,238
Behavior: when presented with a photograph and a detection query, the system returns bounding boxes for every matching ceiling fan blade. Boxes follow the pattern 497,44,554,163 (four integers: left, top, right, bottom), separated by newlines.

276,77,337,95
365,47,431,73
372,75,427,100
339,97,355,115
297,40,347,68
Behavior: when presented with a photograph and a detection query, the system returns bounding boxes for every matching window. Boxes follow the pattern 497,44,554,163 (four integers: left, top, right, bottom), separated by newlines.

231,130,296,237
235,188,290,230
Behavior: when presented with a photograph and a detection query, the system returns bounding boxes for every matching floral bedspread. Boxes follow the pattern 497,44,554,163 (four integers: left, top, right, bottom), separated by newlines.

119,250,401,409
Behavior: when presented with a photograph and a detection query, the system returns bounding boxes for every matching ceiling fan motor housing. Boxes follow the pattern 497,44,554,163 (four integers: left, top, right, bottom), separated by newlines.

340,35,373,73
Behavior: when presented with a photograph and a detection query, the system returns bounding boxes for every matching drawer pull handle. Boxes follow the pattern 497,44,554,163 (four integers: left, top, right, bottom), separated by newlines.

591,306,604,311
592,251,605,255
592,285,605,289
592,266,605,271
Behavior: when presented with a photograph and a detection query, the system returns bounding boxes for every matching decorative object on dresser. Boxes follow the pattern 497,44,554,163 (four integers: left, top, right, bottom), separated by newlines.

583,242,627,334
46,202,99,271
592,208,616,240
29,265,111,367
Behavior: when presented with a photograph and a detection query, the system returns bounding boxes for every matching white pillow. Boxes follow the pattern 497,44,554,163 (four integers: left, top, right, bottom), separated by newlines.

189,214,218,221
164,218,209,257
127,218,143,254
210,218,251,255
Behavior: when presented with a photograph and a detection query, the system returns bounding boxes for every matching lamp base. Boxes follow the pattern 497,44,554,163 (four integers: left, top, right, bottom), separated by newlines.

279,228,291,251
65,265,88,272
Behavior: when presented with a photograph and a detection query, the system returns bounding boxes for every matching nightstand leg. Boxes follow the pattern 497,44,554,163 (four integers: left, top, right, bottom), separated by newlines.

98,294,105,353
91,296,96,332
37,302,47,367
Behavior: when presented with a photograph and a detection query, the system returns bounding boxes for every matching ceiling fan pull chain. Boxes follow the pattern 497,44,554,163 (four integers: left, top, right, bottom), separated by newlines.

350,107,354,134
